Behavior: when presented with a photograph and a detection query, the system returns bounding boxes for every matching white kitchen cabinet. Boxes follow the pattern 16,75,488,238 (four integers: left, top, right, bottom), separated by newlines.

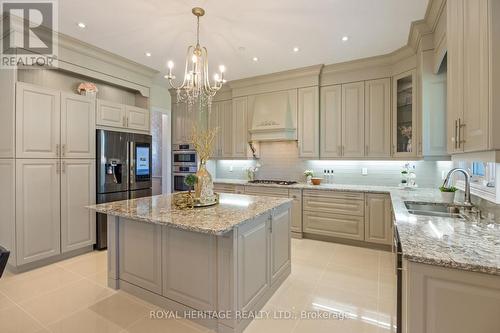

270,208,291,284
97,99,126,128
365,79,391,158
342,82,365,158
364,193,392,245
232,97,248,158
393,70,418,157
16,83,61,159
15,159,61,265
208,101,222,158
61,93,96,159
289,189,303,236
0,159,15,264
320,85,342,158
298,87,319,158
61,159,96,253
220,100,234,158
172,102,187,144
126,105,150,131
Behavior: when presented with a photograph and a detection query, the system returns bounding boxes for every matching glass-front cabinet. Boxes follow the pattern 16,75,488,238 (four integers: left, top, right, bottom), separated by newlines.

393,70,417,157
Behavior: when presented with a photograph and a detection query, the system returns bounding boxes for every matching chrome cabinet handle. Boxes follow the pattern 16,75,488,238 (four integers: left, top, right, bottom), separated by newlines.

454,119,458,149
458,118,465,148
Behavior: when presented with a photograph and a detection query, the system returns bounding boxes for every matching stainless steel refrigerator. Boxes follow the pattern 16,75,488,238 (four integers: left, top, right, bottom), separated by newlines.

96,129,152,250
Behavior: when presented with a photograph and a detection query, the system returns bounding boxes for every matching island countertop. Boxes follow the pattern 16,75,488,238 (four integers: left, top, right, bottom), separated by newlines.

88,193,293,235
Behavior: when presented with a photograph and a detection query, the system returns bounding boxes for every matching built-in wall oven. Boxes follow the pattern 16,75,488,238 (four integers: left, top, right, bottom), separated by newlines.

172,144,198,192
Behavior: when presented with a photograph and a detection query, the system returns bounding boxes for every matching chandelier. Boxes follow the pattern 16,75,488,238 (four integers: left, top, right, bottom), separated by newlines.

165,7,226,110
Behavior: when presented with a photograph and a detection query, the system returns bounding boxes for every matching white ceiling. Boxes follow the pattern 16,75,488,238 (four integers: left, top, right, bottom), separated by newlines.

58,0,429,81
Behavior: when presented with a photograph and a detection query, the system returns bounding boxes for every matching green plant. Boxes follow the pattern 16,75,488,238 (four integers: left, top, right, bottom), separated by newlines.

439,186,457,193
304,170,314,177
184,174,198,193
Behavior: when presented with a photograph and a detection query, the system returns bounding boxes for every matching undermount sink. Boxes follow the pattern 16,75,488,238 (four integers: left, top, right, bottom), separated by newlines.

404,201,471,220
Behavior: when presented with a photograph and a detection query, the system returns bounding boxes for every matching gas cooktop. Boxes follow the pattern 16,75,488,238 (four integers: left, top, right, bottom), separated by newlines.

248,180,298,186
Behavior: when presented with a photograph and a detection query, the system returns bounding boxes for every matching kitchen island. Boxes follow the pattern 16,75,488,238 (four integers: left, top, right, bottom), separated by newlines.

89,193,292,333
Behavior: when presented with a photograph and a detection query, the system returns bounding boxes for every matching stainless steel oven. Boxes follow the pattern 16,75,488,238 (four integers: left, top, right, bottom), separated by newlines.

172,144,198,192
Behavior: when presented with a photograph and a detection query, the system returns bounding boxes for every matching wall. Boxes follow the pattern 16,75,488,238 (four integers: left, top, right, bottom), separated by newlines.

214,141,453,188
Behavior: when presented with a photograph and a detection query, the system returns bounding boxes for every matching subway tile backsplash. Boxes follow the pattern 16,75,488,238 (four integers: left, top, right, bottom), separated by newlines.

214,141,453,188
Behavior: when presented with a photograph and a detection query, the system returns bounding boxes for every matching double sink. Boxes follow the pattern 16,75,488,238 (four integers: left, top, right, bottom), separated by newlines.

405,201,474,221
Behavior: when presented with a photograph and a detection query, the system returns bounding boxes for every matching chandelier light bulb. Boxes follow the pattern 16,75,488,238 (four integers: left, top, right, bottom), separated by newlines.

167,61,174,69
219,65,226,73
214,73,220,81
192,55,198,63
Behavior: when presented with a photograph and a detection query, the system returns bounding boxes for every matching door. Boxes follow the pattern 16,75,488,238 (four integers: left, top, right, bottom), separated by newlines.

15,159,60,265
365,79,391,158
61,159,96,253
220,100,233,158
364,194,392,245
61,93,96,159
232,97,248,158
16,83,60,158
462,0,489,152
126,106,150,131
342,82,365,157
393,70,417,157
447,0,465,153
320,85,342,158
298,87,320,158
97,99,126,128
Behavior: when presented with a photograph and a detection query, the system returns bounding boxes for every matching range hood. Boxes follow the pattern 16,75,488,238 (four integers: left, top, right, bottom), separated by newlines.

249,90,298,141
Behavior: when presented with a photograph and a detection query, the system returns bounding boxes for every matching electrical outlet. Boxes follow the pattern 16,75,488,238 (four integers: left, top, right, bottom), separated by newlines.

362,168,368,175
229,165,233,172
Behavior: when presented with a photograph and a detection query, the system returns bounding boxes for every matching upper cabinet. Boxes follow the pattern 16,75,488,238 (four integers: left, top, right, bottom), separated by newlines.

97,99,150,133
16,83,96,159
342,82,365,158
208,100,233,158
16,83,61,159
365,79,391,158
392,70,417,157
320,85,342,158
232,97,249,158
172,102,208,145
447,0,500,154
298,87,319,158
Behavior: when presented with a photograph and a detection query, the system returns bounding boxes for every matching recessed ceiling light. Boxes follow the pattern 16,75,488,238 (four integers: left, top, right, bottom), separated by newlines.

145,52,152,57
252,57,259,62
77,22,86,29
342,36,349,42
293,47,300,52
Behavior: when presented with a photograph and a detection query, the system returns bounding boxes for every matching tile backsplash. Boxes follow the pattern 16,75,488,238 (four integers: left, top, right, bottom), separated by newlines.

214,141,453,188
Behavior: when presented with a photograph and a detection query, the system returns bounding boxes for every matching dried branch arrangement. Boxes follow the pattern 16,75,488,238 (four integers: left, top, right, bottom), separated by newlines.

190,125,219,162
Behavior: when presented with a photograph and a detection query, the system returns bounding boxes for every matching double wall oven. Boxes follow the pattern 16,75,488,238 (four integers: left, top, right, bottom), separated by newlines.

172,144,198,192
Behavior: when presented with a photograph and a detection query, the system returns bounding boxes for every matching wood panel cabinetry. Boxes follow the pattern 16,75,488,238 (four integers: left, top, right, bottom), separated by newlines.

97,99,150,132
342,82,365,158
298,87,319,158
393,70,418,157
289,189,303,236
126,105,150,131
232,97,248,158
320,85,342,158
208,100,233,158
365,79,391,158
364,194,392,245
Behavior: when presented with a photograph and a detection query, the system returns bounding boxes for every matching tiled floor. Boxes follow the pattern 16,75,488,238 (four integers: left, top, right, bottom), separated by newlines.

0,239,396,333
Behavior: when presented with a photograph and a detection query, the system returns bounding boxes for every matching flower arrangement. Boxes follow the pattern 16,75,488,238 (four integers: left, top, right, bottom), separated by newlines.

190,125,218,203
304,170,314,177
246,163,261,181
398,126,412,139
77,82,98,96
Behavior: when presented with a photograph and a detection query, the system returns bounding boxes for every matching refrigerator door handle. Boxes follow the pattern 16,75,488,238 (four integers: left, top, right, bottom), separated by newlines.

129,140,135,187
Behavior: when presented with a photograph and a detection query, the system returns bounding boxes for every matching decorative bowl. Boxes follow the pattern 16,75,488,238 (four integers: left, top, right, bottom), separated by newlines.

311,178,323,185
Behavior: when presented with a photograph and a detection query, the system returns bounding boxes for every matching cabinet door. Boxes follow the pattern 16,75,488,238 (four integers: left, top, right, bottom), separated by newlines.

220,100,233,158
303,210,364,241
393,70,417,157
364,194,392,245
270,208,291,284
208,102,221,158
365,79,391,158
0,159,15,264
462,0,489,152
61,159,96,253
172,102,187,144
16,83,60,158
126,106,150,132
232,97,248,158
298,87,319,158
96,100,126,128
15,159,60,265
447,0,465,154
342,82,365,157
61,93,95,159
320,85,342,158
289,189,302,234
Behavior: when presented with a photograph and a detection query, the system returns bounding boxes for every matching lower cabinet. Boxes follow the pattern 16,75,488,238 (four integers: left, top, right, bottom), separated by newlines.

119,219,162,294
61,159,96,253
289,189,303,235
364,194,392,245
270,208,291,283
15,159,61,265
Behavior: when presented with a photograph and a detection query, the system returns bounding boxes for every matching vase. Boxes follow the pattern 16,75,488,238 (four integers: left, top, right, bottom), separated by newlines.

306,175,312,185
441,191,455,203
194,160,216,204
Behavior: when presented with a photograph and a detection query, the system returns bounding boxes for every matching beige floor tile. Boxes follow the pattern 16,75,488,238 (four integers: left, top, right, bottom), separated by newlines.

244,303,298,333
47,308,123,333
88,292,153,329
267,277,313,311
60,251,107,277
20,278,115,325
0,266,82,303
329,244,380,271
320,264,379,299
0,305,46,333
122,316,206,333
86,270,108,287
0,290,16,310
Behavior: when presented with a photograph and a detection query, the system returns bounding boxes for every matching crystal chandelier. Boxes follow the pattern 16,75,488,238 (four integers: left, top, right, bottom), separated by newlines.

165,7,226,110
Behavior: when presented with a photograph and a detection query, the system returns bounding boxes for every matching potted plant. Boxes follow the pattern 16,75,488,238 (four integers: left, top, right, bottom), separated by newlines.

439,186,457,203
184,174,198,196
304,170,314,185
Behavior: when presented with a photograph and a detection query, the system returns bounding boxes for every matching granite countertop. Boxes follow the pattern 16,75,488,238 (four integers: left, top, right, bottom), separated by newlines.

88,193,292,236
214,179,500,276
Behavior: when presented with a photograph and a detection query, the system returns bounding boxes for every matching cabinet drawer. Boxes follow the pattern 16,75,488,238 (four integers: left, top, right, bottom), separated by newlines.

303,211,364,241
213,184,236,193
303,191,364,216
244,186,289,198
